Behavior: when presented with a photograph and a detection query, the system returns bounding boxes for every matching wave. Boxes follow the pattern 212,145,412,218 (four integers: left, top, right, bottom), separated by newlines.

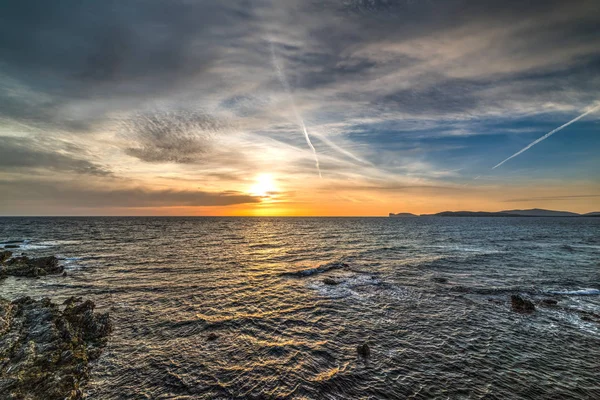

1,240,24,245
548,289,600,296
248,243,285,249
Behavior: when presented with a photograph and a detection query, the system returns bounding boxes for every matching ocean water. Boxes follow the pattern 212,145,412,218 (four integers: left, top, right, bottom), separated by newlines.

1,217,599,399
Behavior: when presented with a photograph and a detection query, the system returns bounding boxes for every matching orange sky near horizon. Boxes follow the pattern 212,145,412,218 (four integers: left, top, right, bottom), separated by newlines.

13,177,595,217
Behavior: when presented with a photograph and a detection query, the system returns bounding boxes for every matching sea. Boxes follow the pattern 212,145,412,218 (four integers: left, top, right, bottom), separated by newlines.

1,216,599,399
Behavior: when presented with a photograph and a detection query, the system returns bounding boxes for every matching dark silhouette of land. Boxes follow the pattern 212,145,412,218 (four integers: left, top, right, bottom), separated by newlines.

389,208,600,217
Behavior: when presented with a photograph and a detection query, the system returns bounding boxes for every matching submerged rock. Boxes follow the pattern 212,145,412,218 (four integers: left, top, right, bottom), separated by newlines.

282,262,349,278
511,295,535,313
540,298,558,306
578,310,600,323
0,296,111,400
0,250,12,263
323,278,339,286
1,255,63,277
357,342,370,358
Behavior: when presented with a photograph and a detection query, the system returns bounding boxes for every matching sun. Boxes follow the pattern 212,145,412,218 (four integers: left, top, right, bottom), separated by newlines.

249,174,277,197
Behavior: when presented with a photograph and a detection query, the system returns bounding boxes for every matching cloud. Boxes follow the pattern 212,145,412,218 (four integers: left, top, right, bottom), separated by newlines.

0,180,260,209
119,110,227,163
0,136,112,176
0,0,598,213
502,194,600,202
0,0,254,131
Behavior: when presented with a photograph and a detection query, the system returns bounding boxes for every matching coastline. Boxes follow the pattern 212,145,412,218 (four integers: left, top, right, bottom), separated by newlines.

0,250,111,399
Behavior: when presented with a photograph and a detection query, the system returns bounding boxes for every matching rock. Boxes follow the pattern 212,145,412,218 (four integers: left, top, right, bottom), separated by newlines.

432,276,448,284
206,332,219,341
282,262,349,278
62,271,68,277
577,310,600,323
357,342,370,358
511,295,535,313
540,298,558,306
4,244,19,249
29,256,62,273
2,255,63,277
323,278,339,285
0,250,12,263
0,296,111,399
561,244,574,252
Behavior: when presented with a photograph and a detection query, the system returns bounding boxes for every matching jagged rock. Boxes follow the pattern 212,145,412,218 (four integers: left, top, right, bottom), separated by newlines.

357,342,370,358
2,256,63,277
323,278,339,285
0,296,111,400
540,298,558,306
0,250,12,263
511,295,535,313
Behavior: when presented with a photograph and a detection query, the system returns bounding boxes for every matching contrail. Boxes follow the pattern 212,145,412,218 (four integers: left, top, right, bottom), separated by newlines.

269,40,322,178
493,103,600,169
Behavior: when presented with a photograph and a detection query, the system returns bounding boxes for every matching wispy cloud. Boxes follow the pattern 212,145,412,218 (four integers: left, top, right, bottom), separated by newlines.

502,194,600,202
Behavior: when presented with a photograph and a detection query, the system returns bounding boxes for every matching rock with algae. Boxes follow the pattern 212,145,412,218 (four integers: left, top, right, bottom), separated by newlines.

0,296,111,399
0,255,63,278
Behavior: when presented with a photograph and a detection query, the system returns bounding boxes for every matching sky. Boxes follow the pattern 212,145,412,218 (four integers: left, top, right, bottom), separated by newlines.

0,0,599,216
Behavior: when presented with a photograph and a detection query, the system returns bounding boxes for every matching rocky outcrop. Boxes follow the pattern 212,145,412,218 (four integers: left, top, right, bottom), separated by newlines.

1,255,63,278
0,296,111,400
511,295,535,313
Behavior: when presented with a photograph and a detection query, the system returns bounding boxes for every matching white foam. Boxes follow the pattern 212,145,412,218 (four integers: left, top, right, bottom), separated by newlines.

549,289,600,296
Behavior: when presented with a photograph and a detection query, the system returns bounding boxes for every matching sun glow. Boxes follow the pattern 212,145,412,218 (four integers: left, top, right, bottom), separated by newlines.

249,174,277,198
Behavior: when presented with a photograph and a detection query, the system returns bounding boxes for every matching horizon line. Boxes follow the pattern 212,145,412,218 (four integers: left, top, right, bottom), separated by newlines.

1,209,598,218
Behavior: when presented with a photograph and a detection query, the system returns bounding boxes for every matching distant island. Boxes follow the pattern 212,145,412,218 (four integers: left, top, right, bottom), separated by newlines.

389,208,600,217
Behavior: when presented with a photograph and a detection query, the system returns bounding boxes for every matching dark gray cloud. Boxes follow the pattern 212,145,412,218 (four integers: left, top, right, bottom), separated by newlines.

1,0,598,130
0,0,259,130
0,136,111,176
0,180,260,209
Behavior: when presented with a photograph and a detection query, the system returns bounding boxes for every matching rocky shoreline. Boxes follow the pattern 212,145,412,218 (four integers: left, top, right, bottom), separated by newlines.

0,250,111,400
